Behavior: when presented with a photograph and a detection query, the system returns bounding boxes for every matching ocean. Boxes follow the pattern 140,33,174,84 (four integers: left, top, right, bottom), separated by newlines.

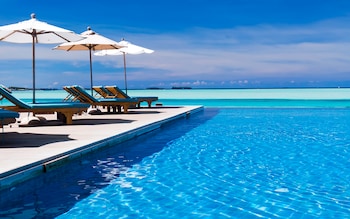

5,88,350,107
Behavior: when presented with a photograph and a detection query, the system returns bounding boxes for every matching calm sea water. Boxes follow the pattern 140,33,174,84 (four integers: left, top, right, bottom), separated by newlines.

1,89,350,218
5,88,350,107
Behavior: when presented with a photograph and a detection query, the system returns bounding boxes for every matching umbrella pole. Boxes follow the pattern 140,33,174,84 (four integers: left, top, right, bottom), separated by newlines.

32,34,36,103
123,52,127,95
89,49,93,96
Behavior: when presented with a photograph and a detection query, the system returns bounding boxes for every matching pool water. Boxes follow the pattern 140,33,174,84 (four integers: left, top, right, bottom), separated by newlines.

2,108,350,218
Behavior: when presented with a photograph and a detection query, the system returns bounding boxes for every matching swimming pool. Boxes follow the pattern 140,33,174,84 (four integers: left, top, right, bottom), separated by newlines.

1,108,350,218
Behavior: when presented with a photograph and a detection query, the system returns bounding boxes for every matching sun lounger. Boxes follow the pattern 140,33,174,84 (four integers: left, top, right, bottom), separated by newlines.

103,86,158,108
0,85,90,125
64,85,138,113
0,108,19,127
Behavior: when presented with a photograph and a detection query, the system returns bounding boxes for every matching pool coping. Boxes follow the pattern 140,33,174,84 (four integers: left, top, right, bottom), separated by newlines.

0,106,203,191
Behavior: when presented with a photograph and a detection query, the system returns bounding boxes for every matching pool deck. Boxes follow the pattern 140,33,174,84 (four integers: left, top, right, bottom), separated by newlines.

0,105,203,191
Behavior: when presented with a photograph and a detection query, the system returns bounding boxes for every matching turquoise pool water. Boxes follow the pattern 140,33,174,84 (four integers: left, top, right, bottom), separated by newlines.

57,108,350,218
1,108,350,218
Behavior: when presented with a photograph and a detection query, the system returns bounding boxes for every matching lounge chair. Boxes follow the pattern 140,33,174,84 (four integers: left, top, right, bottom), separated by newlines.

0,86,90,125
0,108,19,128
102,86,158,108
64,85,138,113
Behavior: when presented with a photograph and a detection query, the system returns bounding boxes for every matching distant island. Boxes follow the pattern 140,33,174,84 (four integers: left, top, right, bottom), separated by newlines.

146,87,192,90
171,86,192,89
146,87,165,90
9,87,59,91
147,87,192,90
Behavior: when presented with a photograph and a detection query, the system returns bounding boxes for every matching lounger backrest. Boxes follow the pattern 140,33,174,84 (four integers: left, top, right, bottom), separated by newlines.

63,86,86,102
105,86,130,99
0,84,12,93
63,86,75,101
93,86,109,98
71,86,100,103
0,85,30,109
113,86,130,98
102,86,117,97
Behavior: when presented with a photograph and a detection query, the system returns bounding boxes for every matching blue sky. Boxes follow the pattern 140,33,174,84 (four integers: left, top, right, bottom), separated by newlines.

1,1,350,89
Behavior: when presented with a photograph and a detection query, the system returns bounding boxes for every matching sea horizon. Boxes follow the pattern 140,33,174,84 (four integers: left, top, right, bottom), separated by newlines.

6,86,350,91
1,87,349,108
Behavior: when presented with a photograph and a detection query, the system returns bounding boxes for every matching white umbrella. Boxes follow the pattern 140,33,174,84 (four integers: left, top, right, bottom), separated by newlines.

94,39,154,94
54,27,124,95
0,13,83,103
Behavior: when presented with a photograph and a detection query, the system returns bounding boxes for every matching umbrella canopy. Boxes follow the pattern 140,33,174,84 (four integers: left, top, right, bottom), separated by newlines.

54,27,124,95
94,39,154,94
0,13,83,103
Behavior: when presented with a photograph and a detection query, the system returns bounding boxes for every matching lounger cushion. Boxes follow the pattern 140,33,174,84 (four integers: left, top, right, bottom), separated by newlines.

0,108,19,118
29,102,90,109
